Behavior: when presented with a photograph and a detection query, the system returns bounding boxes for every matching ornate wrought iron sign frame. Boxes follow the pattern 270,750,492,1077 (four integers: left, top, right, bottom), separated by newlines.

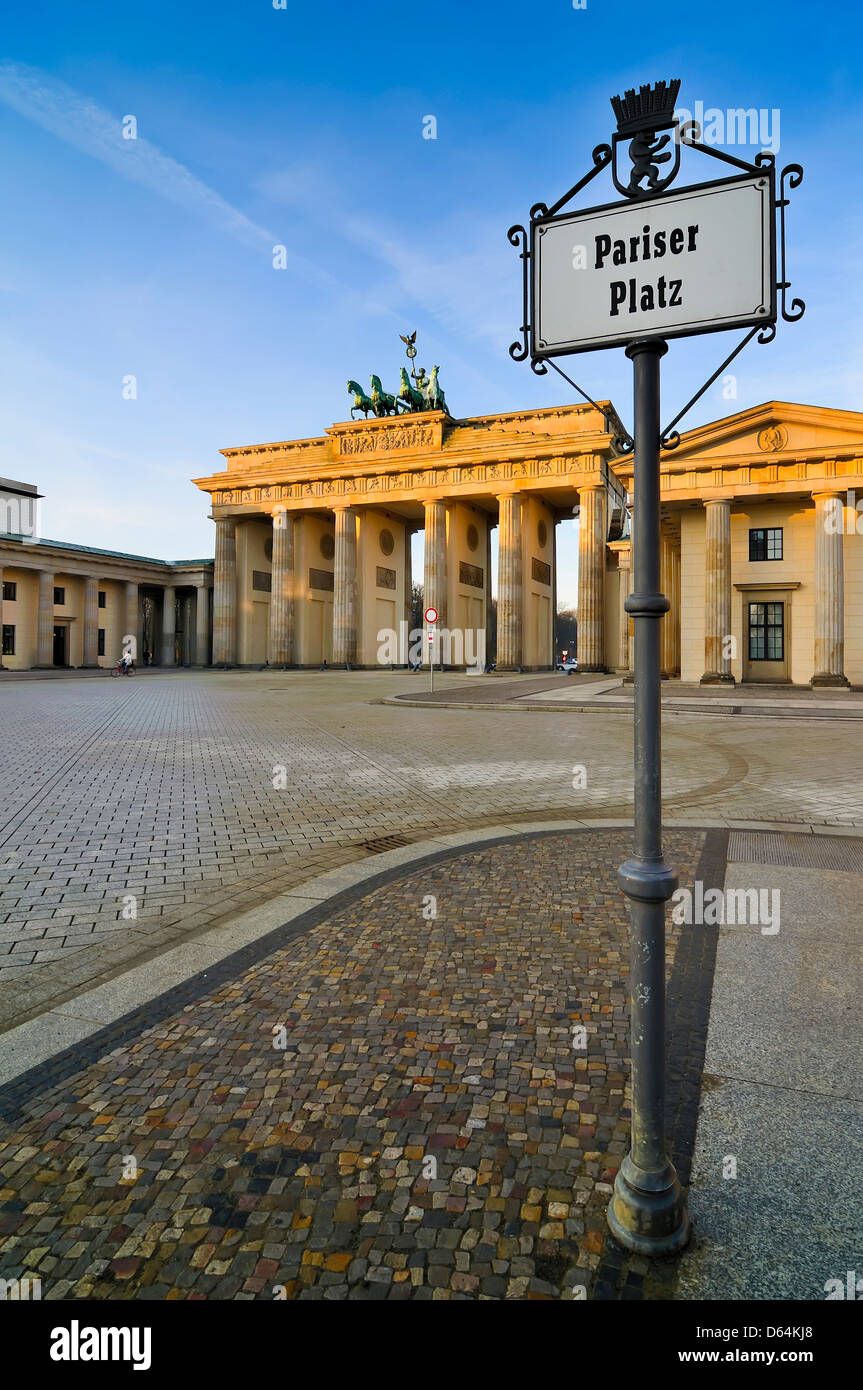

508,82,804,448
531,168,776,357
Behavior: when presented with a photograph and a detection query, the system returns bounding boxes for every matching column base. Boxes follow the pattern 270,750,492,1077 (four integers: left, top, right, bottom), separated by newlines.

578,664,607,673
607,1152,690,1256
810,672,850,688
700,672,735,685
80,663,100,670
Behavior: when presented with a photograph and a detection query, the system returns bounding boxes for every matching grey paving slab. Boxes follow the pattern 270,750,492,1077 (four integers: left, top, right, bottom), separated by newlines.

678,1080,863,1301
702,931,863,1100
723,864,862,944
678,858,863,1301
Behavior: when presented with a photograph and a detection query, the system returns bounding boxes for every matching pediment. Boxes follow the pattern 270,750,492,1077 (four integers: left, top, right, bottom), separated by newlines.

662,402,863,467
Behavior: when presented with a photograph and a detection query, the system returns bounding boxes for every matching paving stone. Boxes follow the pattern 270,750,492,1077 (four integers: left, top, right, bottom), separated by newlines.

0,828,705,1300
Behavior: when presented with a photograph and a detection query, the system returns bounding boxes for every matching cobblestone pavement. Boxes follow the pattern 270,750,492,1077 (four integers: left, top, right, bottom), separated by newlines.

1,671,861,1028
0,830,706,1301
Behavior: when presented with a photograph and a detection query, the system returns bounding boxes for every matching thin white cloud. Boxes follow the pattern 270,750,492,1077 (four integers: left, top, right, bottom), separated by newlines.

260,164,514,351
0,61,276,249
0,62,410,319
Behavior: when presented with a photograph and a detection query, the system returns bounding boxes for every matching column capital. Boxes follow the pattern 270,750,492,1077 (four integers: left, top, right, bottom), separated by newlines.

811,488,845,502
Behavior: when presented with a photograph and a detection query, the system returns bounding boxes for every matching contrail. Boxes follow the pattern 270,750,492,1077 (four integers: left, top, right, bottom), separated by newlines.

0,61,276,250
0,61,436,328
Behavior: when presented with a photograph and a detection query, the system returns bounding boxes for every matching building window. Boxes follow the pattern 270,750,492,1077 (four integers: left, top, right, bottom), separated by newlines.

98,590,106,608
54,586,65,605
98,629,106,656
749,527,783,561
2,624,14,656
748,602,784,662
2,581,16,601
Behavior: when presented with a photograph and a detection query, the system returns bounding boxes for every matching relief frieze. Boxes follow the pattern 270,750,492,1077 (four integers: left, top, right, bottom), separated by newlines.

338,423,437,457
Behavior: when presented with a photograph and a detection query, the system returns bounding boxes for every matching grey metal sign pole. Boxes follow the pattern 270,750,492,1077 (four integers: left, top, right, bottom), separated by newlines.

507,74,804,1259
606,339,689,1254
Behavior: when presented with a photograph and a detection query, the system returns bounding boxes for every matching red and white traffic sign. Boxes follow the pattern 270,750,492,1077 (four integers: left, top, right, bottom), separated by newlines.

424,606,438,624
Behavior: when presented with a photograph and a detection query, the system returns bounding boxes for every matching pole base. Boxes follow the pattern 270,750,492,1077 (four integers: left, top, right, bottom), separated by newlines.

606,1152,690,1255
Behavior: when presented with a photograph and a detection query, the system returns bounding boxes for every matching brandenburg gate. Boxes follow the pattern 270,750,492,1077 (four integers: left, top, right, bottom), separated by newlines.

193,402,629,671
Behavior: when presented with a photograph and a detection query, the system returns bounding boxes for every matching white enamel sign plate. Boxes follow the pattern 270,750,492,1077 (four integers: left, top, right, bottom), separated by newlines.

532,171,775,356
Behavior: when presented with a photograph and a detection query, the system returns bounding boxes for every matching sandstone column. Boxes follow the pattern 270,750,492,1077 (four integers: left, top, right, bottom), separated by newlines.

82,576,100,667
212,518,237,666
496,492,522,670
123,582,139,663
423,500,447,665
404,526,413,629
36,570,55,667
577,484,607,671
617,543,632,671
195,585,211,666
486,522,494,661
701,500,734,684
160,586,176,666
182,594,193,665
671,543,681,675
332,506,357,667
268,508,295,667
811,490,850,687
660,532,675,678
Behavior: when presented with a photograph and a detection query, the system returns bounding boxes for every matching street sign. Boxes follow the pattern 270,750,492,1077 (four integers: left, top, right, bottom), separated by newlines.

508,77,804,1260
424,606,438,624
426,631,434,642
533,171,775,357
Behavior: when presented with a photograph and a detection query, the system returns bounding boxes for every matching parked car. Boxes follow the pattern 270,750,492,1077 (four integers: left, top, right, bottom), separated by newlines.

555,658,579,673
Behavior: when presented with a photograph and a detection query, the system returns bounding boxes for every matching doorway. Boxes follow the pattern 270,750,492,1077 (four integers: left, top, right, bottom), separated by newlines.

743,597,790,683
52,624,68,667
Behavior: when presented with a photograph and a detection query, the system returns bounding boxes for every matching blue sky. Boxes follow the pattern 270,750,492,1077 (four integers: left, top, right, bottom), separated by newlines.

1,0,861,606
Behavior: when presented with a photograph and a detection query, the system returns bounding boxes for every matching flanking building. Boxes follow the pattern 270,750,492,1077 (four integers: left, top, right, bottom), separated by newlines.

3,397,860,683
0,478,213,671
193,399,863,686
